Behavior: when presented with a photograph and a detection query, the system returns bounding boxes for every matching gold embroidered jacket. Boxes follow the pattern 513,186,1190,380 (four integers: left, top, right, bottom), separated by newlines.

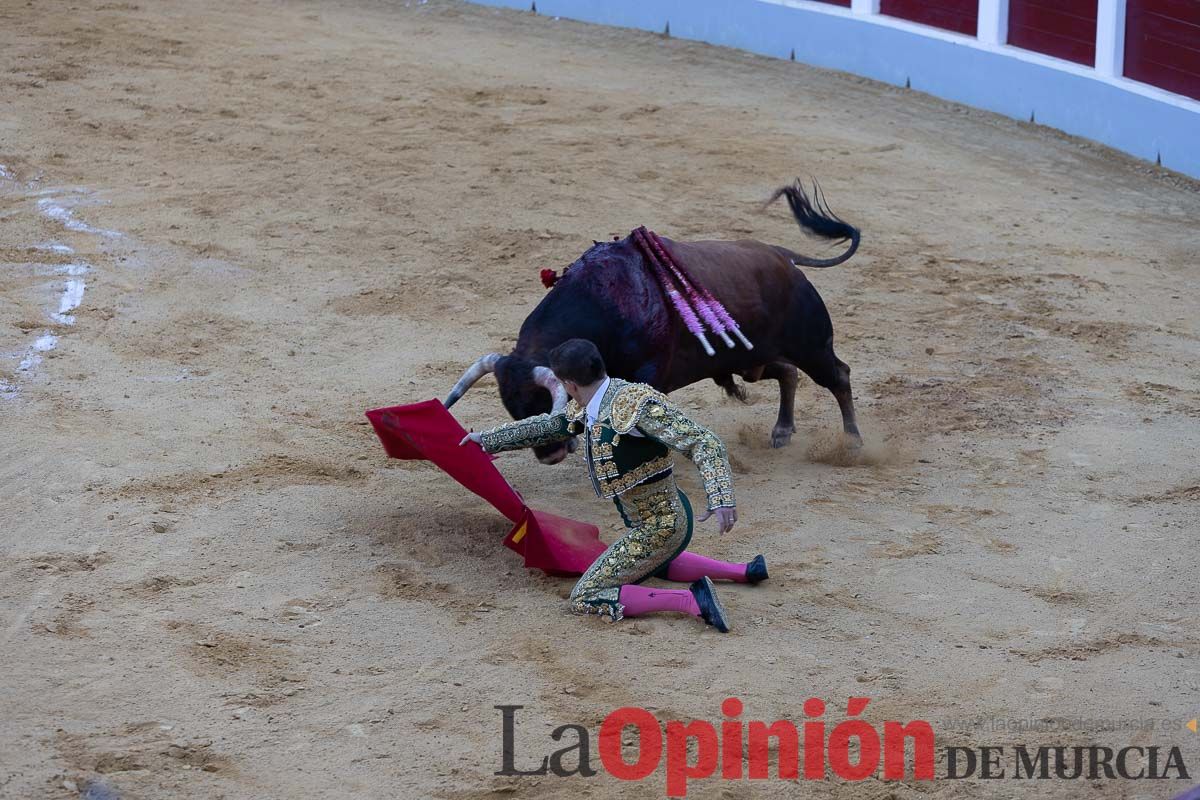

479,379,735,512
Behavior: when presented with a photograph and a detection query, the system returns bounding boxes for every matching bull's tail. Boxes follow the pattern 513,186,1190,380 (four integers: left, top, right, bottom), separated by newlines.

763,178,860,268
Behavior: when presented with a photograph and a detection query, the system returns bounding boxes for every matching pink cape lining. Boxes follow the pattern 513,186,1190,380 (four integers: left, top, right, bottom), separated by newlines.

365,399,605,576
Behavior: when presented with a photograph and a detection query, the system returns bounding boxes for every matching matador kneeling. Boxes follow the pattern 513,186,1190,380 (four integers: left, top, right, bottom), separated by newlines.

461,338,768,632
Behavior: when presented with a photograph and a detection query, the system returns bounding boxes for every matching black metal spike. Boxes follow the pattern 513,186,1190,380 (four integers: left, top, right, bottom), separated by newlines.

1156,152,1162,166
531,1,536,12
664,21,670,37
1030,110,1036,123
790,48,796,61
905,77,910,89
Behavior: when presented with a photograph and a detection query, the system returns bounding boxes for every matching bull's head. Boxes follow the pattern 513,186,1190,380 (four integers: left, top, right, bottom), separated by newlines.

444,353,576,464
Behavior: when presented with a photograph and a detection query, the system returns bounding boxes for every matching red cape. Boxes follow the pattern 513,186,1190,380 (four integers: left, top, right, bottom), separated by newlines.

365,399,606,576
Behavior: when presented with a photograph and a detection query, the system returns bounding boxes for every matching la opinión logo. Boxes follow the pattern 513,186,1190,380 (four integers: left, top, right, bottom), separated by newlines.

497,697,934,796
495,700,1193,797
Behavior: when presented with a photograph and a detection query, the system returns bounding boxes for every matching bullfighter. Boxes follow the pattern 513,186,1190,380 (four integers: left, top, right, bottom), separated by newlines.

461,338,767,631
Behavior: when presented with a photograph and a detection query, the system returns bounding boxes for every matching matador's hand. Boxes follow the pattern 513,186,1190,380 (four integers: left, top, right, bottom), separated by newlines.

699,506,737,534
459,430,483,447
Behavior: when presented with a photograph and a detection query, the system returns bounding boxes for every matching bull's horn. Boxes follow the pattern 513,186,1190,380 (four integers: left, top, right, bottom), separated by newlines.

444,353,503,408
532,366,569,414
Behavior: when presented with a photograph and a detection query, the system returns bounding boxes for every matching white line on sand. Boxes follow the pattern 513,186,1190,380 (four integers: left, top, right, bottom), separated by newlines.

51,279,86,325
37,197,122,238
4,187,124,397
36,242,75,255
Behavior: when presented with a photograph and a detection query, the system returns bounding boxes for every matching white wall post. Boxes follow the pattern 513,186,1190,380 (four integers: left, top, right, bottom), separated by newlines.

851,0,880,16
978,0,1010,46
1095,0,1127,76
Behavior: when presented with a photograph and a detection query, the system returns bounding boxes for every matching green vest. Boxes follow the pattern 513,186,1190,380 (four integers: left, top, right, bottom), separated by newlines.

581,416,673,499
565,379,675,500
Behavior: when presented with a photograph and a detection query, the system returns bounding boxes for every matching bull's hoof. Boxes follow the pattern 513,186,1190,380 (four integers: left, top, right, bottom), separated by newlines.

770,427,794,448
845,432,864,450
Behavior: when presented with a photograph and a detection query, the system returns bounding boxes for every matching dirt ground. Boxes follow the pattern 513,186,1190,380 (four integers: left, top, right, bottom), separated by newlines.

2,0,1198,797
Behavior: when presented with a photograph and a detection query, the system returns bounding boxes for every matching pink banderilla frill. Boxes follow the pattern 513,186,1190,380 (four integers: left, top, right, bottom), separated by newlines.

633,228,714,355
648,229,754,352
642,229,737,350
633,226,753,355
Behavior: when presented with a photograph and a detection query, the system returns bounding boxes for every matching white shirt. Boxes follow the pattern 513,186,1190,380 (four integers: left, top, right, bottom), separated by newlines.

585,376,644,436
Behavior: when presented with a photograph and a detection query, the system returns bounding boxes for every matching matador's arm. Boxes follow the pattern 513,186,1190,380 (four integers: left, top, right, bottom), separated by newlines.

626,395,736,513
479,413,573,454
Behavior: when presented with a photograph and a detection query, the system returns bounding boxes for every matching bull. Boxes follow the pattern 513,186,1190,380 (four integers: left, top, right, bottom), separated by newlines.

444,180,862,465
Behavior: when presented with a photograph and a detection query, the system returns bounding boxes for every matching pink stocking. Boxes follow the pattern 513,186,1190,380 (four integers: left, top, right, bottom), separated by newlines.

619,584,700,617
664,551,748,583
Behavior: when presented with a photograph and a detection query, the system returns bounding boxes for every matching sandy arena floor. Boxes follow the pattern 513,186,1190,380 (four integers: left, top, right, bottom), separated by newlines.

2,1,1198,797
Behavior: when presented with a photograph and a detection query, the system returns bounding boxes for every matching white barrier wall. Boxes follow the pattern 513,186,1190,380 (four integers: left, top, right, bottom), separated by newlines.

465,0,1200,179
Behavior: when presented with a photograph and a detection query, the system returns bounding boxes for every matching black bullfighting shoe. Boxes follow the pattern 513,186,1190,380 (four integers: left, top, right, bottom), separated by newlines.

690,576,730,633
745,554,769,585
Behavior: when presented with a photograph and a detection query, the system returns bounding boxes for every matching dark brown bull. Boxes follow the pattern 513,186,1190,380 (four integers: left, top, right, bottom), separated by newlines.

445,180,862,464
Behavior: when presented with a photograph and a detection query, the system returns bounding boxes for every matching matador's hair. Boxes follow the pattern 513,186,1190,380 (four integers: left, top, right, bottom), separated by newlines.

548,339,606,386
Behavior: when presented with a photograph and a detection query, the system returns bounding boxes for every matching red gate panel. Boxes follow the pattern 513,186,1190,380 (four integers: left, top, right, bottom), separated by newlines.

1008,0,1098,66
880,0,979,36
1125,0,1200,100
